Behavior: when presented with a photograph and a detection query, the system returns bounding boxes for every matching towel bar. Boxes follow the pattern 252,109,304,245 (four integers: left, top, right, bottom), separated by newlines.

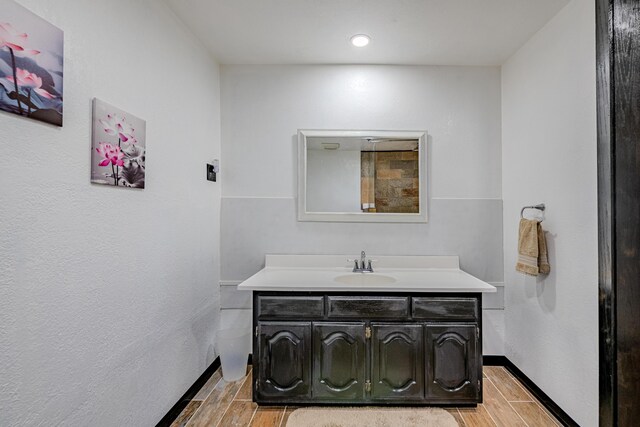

521,203,545,219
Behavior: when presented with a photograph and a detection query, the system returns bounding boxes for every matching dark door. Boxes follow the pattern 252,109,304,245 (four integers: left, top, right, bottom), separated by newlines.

370,323,424,401
425,324,479,402
312,322,366,400
256,322,311,400
597,1,640,425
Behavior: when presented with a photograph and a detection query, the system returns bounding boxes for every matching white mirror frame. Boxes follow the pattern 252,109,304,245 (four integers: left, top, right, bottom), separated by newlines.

297,129,428,223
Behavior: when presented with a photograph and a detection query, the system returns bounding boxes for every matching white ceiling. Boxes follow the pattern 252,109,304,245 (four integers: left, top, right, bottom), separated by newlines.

166,0,569,66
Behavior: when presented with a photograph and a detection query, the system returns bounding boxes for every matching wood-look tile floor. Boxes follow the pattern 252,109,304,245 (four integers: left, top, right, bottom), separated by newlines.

172,366,561,427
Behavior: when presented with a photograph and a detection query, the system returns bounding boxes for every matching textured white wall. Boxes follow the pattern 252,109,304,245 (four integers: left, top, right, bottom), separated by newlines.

220,65,505,355
501,0,597,425
0,1,221,426
221,65,502,199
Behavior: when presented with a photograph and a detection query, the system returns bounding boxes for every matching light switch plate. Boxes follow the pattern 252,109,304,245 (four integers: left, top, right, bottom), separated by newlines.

206,163,217,182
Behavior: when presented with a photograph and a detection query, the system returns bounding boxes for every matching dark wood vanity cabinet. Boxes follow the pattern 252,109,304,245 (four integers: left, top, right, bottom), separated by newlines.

253,292,482,405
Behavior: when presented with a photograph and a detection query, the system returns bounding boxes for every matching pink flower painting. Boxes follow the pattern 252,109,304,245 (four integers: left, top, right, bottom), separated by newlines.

96,143,124,167
91,99,146,189
0,1,63,126
0,22,40,54
7,68,53,97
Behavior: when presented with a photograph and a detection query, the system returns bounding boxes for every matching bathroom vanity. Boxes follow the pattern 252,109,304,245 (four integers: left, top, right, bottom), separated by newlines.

237,255,496,406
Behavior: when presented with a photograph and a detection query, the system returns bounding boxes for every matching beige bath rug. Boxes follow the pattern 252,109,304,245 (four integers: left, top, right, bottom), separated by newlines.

286,407,459,427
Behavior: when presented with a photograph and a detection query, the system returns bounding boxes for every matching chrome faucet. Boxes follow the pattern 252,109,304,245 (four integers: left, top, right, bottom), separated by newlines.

350,250,374,273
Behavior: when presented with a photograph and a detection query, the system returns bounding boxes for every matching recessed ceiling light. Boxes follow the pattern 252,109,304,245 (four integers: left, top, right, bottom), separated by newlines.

350,34,370,47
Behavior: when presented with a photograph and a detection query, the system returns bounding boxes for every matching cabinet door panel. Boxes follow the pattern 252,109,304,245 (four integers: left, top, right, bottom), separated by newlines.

313,322,366,400
425,324,479,402
371,323,424,400
257,322,311,400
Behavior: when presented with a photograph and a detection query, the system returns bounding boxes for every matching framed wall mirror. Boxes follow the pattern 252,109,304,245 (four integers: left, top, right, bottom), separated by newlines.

298,129,427,223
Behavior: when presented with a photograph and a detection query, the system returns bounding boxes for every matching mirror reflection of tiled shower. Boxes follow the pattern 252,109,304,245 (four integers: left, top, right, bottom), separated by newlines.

360,149,419,213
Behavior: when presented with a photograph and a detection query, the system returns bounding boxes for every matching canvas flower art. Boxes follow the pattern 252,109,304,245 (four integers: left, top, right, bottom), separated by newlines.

91,99,146,189
0,2,63,126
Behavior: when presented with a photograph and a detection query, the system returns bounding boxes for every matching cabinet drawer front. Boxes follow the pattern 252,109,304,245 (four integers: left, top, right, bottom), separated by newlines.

327,296,409,318
258,296,324,318
412,297,478,320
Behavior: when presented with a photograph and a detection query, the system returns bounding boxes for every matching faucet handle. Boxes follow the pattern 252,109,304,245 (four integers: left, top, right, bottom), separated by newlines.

347,259,360,270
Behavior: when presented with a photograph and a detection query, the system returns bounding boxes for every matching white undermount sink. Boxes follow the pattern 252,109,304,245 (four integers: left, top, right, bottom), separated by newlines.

334,273,397,285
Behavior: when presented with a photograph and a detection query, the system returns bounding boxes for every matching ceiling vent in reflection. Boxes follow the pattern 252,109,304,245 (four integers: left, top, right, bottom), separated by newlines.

322,142,340,150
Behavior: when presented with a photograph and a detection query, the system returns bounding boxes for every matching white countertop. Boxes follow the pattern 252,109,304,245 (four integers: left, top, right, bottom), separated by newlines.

237,255,496,293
